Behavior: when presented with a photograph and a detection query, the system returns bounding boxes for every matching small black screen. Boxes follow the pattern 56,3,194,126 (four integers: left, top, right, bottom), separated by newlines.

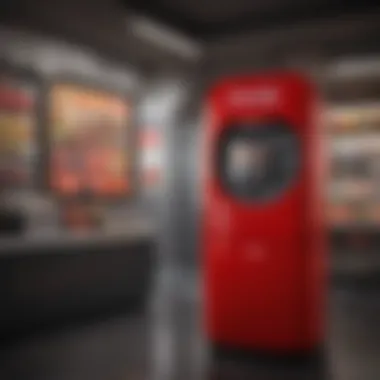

217,123,300,202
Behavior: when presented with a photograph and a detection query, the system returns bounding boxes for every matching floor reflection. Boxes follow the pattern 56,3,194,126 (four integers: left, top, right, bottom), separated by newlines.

0,314,152,380
204,351,328,380
207,366,326,380
0,271,379,380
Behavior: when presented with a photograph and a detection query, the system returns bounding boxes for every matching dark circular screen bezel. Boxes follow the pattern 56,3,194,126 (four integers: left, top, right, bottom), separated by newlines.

216,121,301,203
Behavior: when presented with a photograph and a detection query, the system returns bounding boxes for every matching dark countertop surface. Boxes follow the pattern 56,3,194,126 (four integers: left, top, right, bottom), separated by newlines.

0,219,156,257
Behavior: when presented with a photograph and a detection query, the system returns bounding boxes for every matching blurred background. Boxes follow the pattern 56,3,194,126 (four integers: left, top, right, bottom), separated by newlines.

0,0,379,379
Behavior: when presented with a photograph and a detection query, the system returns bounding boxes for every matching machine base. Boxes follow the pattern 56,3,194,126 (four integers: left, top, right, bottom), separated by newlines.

209,341,325,369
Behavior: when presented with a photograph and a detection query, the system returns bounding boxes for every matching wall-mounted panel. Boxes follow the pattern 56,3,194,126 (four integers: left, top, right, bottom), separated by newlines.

48,83,131,198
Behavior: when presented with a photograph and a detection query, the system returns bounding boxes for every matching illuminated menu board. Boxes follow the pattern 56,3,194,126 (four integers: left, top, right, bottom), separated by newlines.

327,103,380,226
0,76,36,188
49,84,130,197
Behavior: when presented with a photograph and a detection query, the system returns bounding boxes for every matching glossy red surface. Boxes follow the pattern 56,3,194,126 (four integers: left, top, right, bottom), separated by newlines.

202,72,326,352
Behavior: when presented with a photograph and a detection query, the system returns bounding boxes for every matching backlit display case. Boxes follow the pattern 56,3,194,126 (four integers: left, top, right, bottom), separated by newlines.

49,83,131,198
327,103,380,227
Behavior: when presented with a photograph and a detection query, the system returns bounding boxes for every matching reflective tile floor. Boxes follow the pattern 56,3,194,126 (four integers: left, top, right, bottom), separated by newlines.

0,271,379,380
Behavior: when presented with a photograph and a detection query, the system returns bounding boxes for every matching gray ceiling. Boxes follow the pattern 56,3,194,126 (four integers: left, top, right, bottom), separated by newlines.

0,0,197,70
159,0,303,23
121,0,379,39
1,0,380,71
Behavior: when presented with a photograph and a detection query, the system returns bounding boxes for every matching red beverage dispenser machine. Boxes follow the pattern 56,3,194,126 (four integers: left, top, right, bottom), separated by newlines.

202,72,326,354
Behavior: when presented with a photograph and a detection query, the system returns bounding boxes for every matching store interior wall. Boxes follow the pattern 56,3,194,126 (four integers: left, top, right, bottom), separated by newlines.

0,4,205,328
0,0,200,271
3,1,380,278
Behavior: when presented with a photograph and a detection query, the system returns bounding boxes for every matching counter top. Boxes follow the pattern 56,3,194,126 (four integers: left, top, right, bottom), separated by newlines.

0,219,156,257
